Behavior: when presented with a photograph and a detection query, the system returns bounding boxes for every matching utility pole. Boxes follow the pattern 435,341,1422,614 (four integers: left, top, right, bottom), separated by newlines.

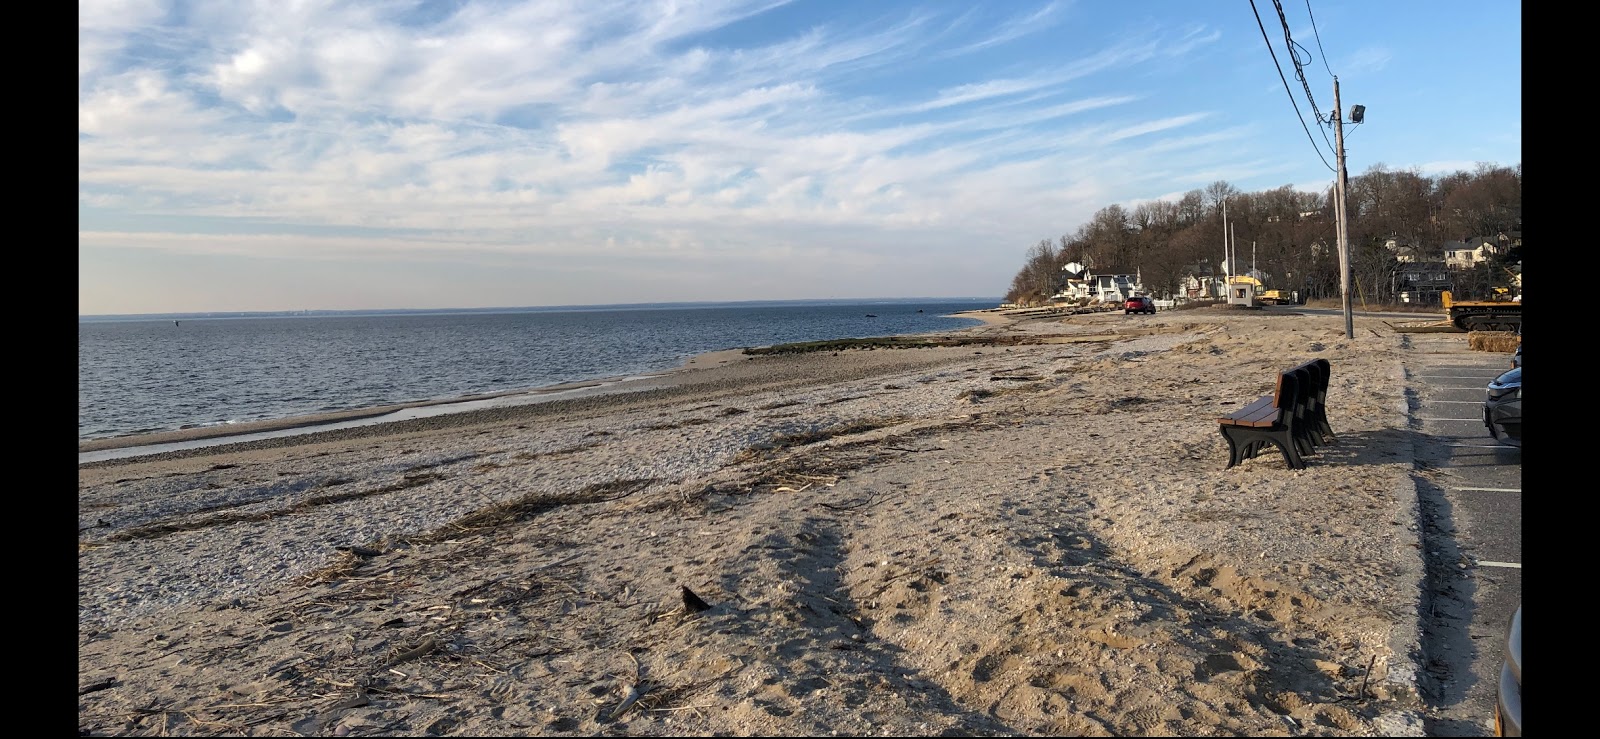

1333,77,1354,339
1221,199,1229,299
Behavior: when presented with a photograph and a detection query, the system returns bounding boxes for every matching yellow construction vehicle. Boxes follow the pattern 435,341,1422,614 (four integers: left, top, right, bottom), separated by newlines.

1442,289,1521,332
1258,289,1290,305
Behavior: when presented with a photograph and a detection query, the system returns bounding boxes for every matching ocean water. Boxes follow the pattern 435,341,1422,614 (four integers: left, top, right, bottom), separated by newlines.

78,299,995,441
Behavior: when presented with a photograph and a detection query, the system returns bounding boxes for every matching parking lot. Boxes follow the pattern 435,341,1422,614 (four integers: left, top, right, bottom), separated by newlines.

1402,331,1521,736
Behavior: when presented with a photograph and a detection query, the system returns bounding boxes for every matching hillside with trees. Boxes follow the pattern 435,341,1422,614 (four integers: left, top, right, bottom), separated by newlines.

1002,163,1521,307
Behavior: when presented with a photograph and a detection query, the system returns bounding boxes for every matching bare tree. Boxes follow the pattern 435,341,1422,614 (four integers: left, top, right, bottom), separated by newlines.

1176,190,1206,226
1204,180,1241,214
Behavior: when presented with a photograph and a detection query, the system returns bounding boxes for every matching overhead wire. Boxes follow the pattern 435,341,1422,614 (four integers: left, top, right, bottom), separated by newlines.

1304,0,1336,77
1271,0,1338,157
1248,0,1337,172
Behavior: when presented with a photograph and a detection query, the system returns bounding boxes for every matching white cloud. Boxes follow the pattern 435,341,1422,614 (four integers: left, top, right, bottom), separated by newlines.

1343,47,1392,75
1413,160,1480,176
936,1,1070,57
78,2,1367,311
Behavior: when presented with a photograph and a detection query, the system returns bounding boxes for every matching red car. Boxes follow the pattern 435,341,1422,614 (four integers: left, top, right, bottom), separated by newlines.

1124,296,1156,314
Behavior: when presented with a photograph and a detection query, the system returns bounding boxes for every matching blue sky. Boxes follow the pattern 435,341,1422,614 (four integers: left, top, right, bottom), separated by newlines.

79,0,1521,315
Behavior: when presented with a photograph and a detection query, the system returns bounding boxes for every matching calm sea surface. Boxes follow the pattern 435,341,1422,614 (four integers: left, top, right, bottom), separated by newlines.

78,299,995,441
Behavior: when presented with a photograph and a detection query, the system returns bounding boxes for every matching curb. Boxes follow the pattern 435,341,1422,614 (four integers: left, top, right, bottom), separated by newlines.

1372,360,1428,735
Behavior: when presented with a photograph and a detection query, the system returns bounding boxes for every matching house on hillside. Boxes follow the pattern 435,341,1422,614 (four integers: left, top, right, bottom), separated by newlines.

1180,263,1227,300
1384,237,1432,263
1443,236,1502,269
1050,262,1145,303
1393,261,1452,305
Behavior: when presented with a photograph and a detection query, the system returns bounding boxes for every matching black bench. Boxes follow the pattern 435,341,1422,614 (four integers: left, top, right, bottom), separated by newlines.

1292,358,1334,445
1217,359,1334,469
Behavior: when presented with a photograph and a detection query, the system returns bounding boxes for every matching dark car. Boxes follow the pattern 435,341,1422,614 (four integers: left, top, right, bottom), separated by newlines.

1124,296,1156,315
1484,366,1520,446
1495,605,1521,736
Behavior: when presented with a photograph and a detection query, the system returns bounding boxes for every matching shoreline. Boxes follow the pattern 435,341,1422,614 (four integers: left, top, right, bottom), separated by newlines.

79,316,1009,456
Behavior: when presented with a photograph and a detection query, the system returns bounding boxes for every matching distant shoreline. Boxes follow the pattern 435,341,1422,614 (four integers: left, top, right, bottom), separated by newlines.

79,312,1012,456
79,298,1004,323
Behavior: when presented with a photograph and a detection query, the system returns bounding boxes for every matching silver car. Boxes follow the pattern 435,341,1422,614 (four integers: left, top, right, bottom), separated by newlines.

1495,605,1521,736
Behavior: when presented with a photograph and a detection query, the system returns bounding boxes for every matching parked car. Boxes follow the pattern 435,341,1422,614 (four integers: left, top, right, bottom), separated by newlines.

1495,605,1521,736
1484,366,1521,446
1124,296,1156,315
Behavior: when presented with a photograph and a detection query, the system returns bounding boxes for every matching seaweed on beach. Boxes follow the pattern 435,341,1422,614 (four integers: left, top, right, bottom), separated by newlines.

513,442,601,460
644,417,715,430
744,335,1042,354
733,415,913,464
96,471,450,544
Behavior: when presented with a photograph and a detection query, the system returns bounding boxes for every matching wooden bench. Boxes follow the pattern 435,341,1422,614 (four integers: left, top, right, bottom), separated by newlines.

1217,360,1334,469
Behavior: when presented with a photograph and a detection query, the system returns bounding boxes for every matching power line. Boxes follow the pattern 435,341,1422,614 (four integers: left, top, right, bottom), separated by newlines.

1304,0,1335,77
1271,0,1338,158
1248,0,1337,172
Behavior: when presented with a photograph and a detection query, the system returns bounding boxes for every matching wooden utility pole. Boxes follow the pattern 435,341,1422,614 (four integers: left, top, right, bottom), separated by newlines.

1333,77,1353,339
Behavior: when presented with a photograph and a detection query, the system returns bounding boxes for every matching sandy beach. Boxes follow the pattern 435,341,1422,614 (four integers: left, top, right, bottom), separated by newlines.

80,307,1435,736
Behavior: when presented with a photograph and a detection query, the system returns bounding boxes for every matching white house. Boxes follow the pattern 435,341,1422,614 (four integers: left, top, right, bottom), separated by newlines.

1052,262,1144,303
1443,237,1501,269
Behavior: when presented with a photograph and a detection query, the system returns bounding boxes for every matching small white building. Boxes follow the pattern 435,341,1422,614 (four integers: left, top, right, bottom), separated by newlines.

1225,276,1259,307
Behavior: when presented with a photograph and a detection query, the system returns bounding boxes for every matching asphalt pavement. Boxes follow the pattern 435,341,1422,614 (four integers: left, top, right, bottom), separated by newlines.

1400,330,1520,737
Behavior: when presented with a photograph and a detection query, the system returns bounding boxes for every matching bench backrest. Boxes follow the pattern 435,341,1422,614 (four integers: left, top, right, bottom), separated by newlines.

1291,358,1330,394
1284,365,1315,427
1287,358,1329,415
1271,369,1303,416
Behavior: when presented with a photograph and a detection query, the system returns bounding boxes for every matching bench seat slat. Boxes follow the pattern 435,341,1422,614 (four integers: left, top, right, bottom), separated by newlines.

1221,394,1273,416
1241,404,1282,426
1219,394,1278,426
1220,403,1281,427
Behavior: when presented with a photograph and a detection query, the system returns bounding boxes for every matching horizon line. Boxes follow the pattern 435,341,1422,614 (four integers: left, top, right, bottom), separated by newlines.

79,296,1004,320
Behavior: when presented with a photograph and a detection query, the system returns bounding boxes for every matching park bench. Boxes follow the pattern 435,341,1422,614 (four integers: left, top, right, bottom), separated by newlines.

1217,359,1334,469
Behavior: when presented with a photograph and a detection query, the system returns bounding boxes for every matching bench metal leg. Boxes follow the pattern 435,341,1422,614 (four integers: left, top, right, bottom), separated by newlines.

1220,425,1306,470
1222,427,1244,468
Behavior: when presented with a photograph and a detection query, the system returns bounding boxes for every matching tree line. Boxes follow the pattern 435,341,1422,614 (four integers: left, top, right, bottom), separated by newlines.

1003,162,1522,306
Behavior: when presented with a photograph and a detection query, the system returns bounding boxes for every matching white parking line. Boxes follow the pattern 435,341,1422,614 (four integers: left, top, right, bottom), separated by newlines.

1477,561,1521,569
1417,417,1482,422
1448,443,1517,449
1420,400,1483,404
1436,387,1492,392
1450,486,1521,493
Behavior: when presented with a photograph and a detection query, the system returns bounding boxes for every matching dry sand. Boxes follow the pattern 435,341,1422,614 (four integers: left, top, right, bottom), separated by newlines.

79,308,1434,736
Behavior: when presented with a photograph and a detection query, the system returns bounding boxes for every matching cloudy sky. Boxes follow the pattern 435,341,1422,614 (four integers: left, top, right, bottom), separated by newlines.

79,0,1521,315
